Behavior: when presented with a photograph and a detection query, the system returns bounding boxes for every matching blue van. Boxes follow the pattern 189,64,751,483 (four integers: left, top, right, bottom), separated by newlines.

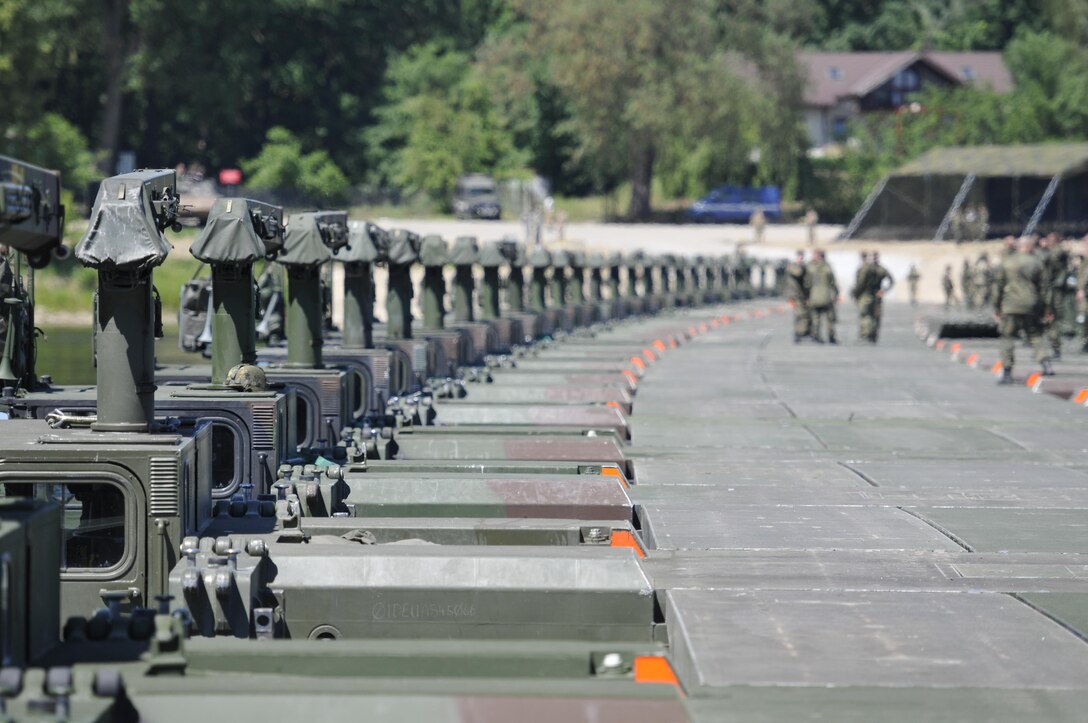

688,185,781,223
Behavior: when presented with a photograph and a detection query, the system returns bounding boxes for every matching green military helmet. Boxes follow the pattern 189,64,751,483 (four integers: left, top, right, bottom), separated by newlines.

551,248,572,268
225,362,269,392
418,234,449,267
450,236,479,265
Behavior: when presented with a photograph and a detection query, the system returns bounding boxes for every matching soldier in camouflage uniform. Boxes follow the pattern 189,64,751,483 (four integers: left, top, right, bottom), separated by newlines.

971,253,993,310
994,236,1053,384
852,252,874,342
942,265,956,310
907,265,920,306
869,252,894,342
961,259,974,310
805,249,838,344
1038,234,1069,359
785,250,809,343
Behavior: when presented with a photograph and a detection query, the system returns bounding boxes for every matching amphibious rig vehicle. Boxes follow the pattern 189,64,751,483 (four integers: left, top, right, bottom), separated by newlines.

0,156,773,721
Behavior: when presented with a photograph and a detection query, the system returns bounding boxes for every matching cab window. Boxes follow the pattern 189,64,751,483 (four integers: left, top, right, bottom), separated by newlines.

1,481,127,570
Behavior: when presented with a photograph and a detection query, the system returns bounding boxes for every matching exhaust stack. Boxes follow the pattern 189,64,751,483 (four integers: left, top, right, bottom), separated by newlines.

279,211,348,368
339,221,384,348
189,198,284,384
75,170,178,432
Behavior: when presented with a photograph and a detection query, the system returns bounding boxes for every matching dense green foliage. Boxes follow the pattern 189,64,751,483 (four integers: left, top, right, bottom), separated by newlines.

3,0,1088,219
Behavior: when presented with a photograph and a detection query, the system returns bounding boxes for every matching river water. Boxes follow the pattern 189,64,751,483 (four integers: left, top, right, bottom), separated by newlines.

34,326,199,385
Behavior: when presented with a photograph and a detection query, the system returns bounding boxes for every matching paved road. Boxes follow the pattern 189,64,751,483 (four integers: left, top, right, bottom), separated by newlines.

628,300,1088,721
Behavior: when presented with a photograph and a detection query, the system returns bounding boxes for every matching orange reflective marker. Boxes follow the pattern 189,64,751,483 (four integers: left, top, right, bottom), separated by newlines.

688,326,698,337
991,361,1003,374
642,348,656,363
699,322,709,333
935,340,946,350
653,339,667,353
1026,372,1041,388
630,356,645,371
610,529,645,557
669,338,678,349
720,315,730,324
601,465,629,488
710,319,720,328
1074,388,1088,405
634,656,683,694
621,369,638,387
950,343,961,355
966,353,979,367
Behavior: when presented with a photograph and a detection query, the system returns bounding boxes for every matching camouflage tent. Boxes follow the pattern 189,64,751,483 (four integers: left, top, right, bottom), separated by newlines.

844,143,1088,241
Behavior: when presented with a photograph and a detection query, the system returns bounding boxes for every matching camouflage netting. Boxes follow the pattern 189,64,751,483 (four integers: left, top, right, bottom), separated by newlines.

850,143,1088,241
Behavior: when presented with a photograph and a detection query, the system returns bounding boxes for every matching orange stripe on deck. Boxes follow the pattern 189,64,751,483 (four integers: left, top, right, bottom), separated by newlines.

1074,388,1088,405
621,369,638,387
950,342,961,354
634,656,683,693
935,340,946,350
653,339,667,352
991,361,1003,374
601,465,629,488
610,529,644,556
720,315,731,324
642,348,657,363
966,353,979,367
699,322,709,333
1025,372,1041,389
630,356,646,371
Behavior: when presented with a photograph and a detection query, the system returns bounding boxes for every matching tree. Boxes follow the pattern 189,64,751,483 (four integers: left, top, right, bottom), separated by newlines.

242,127,350,204
366,41,524,204
512,0,731,218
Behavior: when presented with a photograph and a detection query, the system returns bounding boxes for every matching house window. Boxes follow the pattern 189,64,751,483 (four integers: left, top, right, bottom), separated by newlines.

828,67,843,81
890,68,919,91
832,117,849,140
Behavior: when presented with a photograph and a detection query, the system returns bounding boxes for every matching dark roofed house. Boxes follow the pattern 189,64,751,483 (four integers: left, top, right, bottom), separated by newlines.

799,51,1013,150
